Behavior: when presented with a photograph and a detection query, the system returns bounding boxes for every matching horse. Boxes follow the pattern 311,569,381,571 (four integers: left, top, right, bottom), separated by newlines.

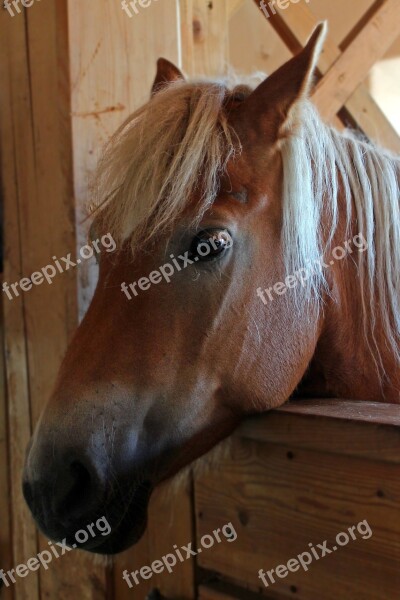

23,22,400,554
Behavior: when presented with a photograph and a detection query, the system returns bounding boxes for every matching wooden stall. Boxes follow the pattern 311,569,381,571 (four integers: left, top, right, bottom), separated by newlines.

0,0,399,599
195,402,400,599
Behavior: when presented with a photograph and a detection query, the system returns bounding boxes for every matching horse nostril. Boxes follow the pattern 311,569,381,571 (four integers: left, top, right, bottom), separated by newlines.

24,448,107,535
54,460,94,519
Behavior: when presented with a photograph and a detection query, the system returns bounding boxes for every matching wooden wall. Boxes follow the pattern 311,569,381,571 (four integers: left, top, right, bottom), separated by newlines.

0,1,109,599
195,405,400,599
68,0,181,317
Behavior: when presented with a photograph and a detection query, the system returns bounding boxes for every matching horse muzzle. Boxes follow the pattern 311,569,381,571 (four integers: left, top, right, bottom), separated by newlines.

22,424,154,554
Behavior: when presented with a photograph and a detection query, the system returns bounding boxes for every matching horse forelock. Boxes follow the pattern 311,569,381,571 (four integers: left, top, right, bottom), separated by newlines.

90,75,264,256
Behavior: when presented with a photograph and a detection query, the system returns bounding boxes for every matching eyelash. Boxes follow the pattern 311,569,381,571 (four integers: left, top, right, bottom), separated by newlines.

189,229,233,262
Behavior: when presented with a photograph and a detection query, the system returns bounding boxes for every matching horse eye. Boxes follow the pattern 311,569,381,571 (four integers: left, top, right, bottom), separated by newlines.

189,229,232,262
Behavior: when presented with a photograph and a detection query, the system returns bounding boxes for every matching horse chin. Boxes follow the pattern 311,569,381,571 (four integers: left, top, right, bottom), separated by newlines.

37,480,154,555
85,481,153,555
86,514,148,555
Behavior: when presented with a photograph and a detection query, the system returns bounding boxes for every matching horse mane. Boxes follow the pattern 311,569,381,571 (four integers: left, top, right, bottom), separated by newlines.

283,102,400,374
92,75,400,374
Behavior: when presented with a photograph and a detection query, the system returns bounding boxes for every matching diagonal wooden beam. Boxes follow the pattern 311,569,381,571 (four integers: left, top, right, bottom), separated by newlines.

312,0,400,121
252,0,400,153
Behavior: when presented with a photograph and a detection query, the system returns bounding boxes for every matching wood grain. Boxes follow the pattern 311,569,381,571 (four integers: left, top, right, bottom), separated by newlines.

1,1,107,598
227,0,245,19
199,580,275,599
0,10,41,600
195,438,400,599
68,2,195,598
113,475,195,600
236,405,400,464
278,399,400,426
312,0,400,121
181,0,229,76
256,0,400,152
0,279,13,600
68,0,181,316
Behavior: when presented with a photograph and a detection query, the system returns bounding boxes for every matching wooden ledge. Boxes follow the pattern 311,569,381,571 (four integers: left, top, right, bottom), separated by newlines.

277,398,400,427
234,399,400,464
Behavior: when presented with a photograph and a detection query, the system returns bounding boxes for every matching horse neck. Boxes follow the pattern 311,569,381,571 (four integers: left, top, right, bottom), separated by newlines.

301,139,400,403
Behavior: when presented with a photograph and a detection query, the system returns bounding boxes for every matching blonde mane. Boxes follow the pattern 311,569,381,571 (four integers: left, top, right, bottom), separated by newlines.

92,76,400,372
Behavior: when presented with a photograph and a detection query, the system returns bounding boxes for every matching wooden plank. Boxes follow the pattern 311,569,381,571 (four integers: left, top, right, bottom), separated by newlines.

145,476,195,599
342,85,400,152
278,399,400,426
229,0,292,74
68,0,181,317
113,475,195,600
306,0,377,45
199,583,249,599
199,580,274,599
227,0,244,19
0,278,13,600
24,2,78,422
195,438,400,599
340,0,386,51
257,0,400,152
0,11,40,600
235,407,400,464
23,3,108,598
66,3,193,598
1,1,109,598
199,586,236,600
181,0,229,76
312,0,400,120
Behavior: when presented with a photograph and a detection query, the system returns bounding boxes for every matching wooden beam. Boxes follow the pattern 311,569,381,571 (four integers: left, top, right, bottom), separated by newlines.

195,436,400,598
69,0,181,316
278,399,400,426
0,280,14,600
313,0,400,121
0,1,110,598
65,3,195,598
0,11,41,600
227,0,245,19
199,581,265,599
235,402,400,464
180,0,230,76
253,0,400,153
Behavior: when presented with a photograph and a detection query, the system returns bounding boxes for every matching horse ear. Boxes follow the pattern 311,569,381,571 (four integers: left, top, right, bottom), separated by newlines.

237,22,327,140
151,58,185,96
